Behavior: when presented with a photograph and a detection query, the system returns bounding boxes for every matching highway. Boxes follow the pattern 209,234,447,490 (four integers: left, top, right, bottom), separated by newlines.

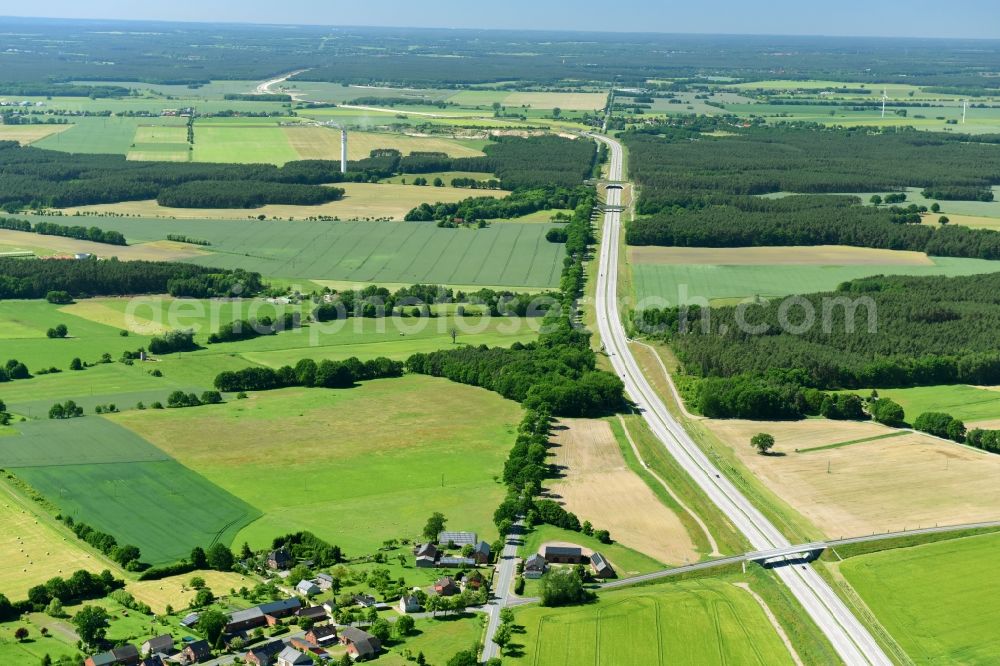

590,132,893,666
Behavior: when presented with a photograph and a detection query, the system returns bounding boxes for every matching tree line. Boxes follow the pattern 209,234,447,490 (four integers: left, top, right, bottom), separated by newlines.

0,257,263,299
0,216,126,245
640,272,1000,418
156,180,344,208
214,356,404,392
404,185,591,224
3,569,125,620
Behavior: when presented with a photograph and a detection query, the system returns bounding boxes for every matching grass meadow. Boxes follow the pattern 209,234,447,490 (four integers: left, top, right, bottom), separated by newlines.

840,384,1000,424
840,532,1000,663
630,251,1000,306
509,577,796,665
111,375,521,555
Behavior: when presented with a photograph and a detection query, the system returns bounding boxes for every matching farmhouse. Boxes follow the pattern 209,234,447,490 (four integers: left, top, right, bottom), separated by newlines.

438,531,478,546
140,634,174,656
462,570,486,591
276,646,312,666
180,612,200,628
439,555,476,568
225,598,302,633
541,545,583,564
399,594,422,614
182,640,211,664
590,551,615,578
86,644,140,666
321,598,337,615
340,627,382,661
472,540,491,564
416,554,437,568
414,542,439,558
524,553,547,578
353,593,377,607
296,579,320,596
296,605,329,622
245,640,285,666
268,546,292,570
225,606,266,634
306,624,339,646
260,597,303,618
435,576,459,596
315,572,334,590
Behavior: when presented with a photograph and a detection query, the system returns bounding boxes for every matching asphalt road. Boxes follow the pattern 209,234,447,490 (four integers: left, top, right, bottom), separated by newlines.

590,132,892,666
481,521,524,661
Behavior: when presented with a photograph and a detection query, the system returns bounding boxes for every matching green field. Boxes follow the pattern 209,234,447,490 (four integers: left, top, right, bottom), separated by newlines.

840,533,1000,663
4,418,260,564
23,216,566,287
33,116,188,154
509,577,796,665
111,375,521,555
192,123,301,164
840,384,1000,424
631,256,1000,305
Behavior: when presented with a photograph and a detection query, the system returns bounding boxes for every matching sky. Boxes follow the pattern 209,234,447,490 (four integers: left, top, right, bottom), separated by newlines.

2,0,999,39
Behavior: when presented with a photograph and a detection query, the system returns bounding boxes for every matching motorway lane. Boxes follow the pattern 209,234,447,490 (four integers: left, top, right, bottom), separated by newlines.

590,133,892,666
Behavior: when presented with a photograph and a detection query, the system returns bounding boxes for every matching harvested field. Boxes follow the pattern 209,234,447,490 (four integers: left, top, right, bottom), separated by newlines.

0,124,70,145
547,419,698,564
285,126,486,160
0,486,109,599
923,214,1000,230
0,230,207,261
59,299,171,336
628,245,934,266
57,181,502,221
500,91,607,110
128,570,255,614
705,418,1000,537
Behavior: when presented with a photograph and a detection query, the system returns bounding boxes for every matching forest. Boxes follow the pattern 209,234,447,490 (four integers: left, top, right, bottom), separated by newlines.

625,195,1000,260
626,123,1000,215
638,272,1000,418
0,144,350,209
622,122,1000,259
0,258,262,299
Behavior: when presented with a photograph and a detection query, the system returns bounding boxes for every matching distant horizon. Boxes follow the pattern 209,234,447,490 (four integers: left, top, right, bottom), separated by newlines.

1,0,999,41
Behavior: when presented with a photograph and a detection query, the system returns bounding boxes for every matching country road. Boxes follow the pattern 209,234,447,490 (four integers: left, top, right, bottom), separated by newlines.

590,132,893,666
481,521,523,661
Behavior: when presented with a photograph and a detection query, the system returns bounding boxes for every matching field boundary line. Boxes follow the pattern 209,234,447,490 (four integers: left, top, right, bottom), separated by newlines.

733,582,804,666
617,415,721,556
796,431,907,454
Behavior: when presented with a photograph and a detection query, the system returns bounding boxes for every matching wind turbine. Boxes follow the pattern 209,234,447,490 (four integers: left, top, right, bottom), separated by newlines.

962,99,968,124
881,89,888,119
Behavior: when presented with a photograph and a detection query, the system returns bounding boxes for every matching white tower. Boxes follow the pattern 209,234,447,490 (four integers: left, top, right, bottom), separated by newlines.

340,129,348,173
881,90,888,119
963,99,968,124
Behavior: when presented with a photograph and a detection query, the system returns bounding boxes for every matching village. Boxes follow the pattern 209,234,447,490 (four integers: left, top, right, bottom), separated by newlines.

80,528,615,666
